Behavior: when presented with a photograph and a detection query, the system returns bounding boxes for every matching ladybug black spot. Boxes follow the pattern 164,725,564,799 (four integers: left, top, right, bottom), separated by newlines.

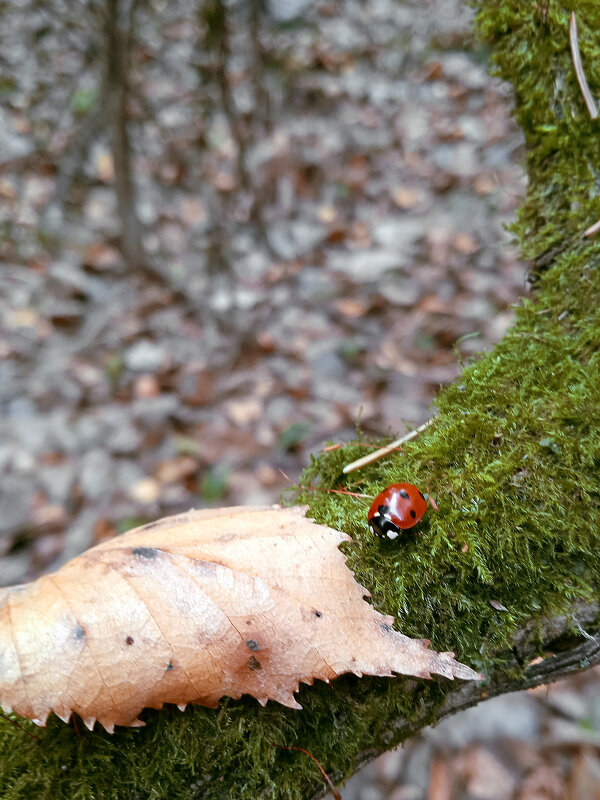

399,489,410,499
418,491,425,500
410,509,417,518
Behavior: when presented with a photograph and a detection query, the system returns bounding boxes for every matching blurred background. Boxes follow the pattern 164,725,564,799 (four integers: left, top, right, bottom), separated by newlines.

2,0,597,798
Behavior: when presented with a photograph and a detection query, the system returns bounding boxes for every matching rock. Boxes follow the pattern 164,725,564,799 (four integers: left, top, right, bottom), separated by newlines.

266,219,327,260
0,108,35,162
266,0,312,22
328,248,408,281
78,449,116,502
124,340,167,372
431,142,480,177
305,341,347,379
132,394,179,425
58,510,99,566
369,218,425,252
37,461,76,504
0,552,30,587
425,694,540,748
98,406,142,455
0,475,35,534
381,278,421,307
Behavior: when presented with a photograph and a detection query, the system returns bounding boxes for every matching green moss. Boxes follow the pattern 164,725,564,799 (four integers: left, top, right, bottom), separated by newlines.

3,2,600,798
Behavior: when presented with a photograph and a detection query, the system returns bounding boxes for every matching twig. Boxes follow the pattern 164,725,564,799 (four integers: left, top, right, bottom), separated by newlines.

342,420,433,474
307,482,371,500
583,218,600,238
271,743,341,800
569,12,598,120
0,712,41,743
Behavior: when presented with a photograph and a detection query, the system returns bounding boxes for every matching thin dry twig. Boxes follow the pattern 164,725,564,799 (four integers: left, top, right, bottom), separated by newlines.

271,743,342,800
342,420,433,474
569,12,598,120
583,218,600,238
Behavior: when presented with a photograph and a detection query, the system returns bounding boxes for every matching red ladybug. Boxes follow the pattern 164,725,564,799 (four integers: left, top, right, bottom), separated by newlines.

367,482,427,540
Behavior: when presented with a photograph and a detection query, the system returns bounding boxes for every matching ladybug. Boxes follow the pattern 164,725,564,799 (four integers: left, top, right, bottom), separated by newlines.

367,482,428,540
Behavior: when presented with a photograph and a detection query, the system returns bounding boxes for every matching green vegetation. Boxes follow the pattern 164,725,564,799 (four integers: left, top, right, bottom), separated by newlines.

2,2,600,798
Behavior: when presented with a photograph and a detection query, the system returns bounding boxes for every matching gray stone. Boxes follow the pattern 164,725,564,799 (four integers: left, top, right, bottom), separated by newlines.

372,218,426,251
37,461,76,504
0,475,35,534
328,248,408,281
97,406,142,455
57,510,98,566
0,552,30,587
424,693,540,748
78,449,115,502
266,0,312,22
297,268,337,302
383,279,421,307
124,340,167,372
266,220,326,261
308,348,347,380
0,108,34,161
113,459,146,492
266,396,296,426
5,396,37,418
132,394,179,425
431,142,480,177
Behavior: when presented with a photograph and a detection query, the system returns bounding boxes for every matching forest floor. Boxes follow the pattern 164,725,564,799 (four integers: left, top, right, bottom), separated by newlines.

2,0,598,798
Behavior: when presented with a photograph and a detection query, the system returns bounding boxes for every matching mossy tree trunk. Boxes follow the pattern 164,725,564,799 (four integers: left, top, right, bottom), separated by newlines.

3,2,600,798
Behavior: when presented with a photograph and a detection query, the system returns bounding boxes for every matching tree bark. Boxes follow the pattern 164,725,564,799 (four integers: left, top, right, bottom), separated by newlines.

308,602,600,799
104,0,144,271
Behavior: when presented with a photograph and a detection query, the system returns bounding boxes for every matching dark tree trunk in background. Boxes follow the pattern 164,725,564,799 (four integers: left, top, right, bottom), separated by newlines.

104,0,144,271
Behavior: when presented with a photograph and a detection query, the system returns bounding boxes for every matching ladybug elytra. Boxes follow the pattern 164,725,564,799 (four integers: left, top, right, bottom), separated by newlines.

367,482,427,540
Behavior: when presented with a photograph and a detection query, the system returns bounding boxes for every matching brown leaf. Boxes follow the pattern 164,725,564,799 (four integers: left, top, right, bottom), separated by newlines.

0,506,481,732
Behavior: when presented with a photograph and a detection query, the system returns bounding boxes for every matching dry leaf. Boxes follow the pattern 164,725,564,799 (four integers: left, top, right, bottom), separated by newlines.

0,506,481,732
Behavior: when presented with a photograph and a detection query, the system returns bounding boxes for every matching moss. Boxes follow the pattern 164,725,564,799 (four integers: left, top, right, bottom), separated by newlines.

3,1,600,798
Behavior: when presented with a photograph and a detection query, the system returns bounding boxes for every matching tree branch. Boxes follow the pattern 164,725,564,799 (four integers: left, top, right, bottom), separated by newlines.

308,602,600,800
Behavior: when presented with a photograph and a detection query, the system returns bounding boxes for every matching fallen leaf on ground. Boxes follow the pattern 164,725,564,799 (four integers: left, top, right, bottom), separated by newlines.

0,506,481,732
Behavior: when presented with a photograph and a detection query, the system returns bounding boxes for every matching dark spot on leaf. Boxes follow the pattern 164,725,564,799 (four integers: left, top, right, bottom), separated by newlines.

380,623,393,633
136,520,162,532
74,625,86,640
132,546,158,559
248,656,262,671
313,610,323,618
125,636,135,646
246,639,260,651
166,661,174,671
